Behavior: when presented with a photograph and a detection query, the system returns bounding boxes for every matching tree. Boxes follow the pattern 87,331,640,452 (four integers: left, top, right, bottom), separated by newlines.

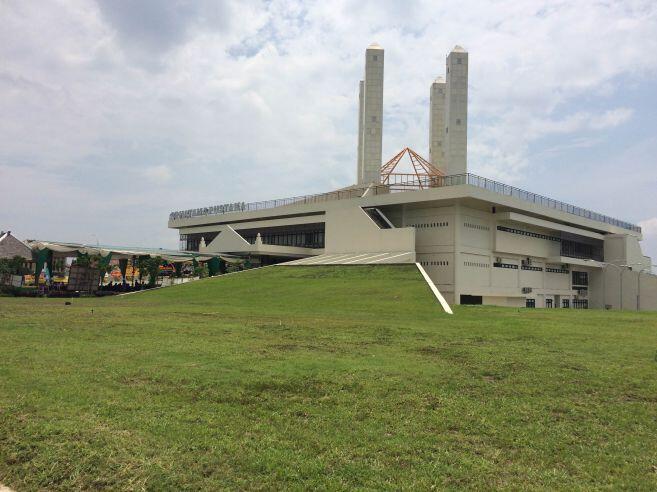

0,256,28,285
0,259,11,285
193,263,209,279
137,256,163,287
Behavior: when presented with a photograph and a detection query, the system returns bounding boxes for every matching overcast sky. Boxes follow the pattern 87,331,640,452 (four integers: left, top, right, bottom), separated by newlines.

1,0,656,262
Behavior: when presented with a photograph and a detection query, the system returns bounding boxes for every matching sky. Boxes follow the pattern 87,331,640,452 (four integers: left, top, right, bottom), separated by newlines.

1,0,656,263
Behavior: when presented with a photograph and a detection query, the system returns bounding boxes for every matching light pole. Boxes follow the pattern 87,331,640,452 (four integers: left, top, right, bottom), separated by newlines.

633,264,656,311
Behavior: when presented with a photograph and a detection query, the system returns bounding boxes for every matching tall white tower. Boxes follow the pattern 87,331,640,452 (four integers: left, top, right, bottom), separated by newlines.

358,43,384,185
429,76,446,173
357,80,364,182
444,45,468,175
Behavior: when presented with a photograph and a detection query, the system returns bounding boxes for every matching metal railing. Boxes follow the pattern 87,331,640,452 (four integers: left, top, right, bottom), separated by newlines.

169,173,641,233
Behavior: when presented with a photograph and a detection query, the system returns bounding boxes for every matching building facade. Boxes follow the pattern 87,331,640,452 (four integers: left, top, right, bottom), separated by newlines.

168,44,656,310
168,175,656,310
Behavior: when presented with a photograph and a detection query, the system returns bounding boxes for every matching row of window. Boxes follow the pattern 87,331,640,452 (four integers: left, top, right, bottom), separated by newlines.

420,260,450,267
413,221,495,231
573,299,589,309
497,225,561,242
464,222,490,231
561,240,604,262
464,261,489,268
526,299,587,309
241,230,325,249
467,262,550,271
546,267,569,274
411,221,449,228
572,271,589,286
497,225,604,262
179,232,220,252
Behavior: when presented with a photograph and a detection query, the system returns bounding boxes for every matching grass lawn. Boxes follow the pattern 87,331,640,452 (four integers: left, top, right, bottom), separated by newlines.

1,265,657,490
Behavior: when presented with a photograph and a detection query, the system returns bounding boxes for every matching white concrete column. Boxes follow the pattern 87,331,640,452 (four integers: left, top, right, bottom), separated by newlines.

429,76,446,173
360,43,384,185
453,203,462,304
444,46,468,176
357,80,364,183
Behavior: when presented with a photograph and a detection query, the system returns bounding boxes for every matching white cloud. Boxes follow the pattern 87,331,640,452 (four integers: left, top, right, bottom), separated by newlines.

639,218,657,269
640,218,657,237
1,0,657,248
528,108,634,136
142,165,173,184
590,108,635,130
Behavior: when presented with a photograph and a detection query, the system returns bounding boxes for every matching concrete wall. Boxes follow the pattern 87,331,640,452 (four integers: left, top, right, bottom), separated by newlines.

429,206,592,307
404,204,593,306
182,214,325,235
461,214,492,249
519,262,544,288
324,204,415,255
483,296,525,308
597,266,657,311
491,257,519,289
494,227,561,258
205,225,249,252
417,253,454,287
461,253,490,288
403,205,455,295
638,272,657,311
604,234,652,271
544,267,571,291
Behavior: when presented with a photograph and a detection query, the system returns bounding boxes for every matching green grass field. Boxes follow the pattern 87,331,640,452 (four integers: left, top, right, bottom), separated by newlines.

1,265,657,490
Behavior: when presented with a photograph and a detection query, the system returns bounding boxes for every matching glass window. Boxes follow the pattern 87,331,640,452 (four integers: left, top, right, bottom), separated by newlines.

572,271,589,286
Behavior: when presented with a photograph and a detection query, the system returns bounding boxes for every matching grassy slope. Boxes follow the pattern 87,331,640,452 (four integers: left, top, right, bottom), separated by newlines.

1,265,657,490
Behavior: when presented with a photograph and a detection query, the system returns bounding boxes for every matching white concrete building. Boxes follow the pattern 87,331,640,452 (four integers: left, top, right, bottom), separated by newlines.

168,44,657,311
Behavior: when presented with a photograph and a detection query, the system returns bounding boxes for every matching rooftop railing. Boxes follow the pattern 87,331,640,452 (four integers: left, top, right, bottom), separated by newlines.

169,173,642,233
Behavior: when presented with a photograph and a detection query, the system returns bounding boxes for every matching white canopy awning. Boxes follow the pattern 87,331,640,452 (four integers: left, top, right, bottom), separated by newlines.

24,240,231,263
